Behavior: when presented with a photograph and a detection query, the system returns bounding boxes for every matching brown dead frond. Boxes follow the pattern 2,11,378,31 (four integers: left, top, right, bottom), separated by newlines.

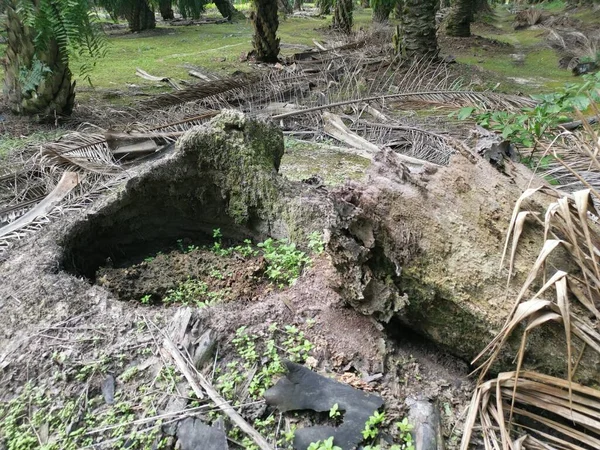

463,120,600,449
462,371,600,450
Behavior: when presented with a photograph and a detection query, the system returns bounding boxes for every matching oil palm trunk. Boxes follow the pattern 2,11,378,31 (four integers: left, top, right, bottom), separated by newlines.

400,0,438,58
446,0,474,37
317,0,332,15
332,0,353,33
2,0,75,119
252,0,280,63
214,0,245,20
125,0,156,32
159,0,175,20
372,0,394,23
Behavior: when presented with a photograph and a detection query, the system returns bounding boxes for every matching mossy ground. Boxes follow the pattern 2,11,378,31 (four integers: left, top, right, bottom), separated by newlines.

280,137,371,186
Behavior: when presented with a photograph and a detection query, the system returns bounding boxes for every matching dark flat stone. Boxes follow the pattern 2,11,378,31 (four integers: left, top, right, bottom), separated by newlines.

177,417,228,450
265,361,384,450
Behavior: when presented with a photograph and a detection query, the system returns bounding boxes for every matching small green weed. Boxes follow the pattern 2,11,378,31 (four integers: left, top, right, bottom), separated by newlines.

258,238,310,286
216,323,314,402
361,417,415,450
362,411,386,441
394,418,415,450
163,278,224,308
140,294,152,305
453,71,600,151
308,231,325,254
329,403,341,419
308,437,342,450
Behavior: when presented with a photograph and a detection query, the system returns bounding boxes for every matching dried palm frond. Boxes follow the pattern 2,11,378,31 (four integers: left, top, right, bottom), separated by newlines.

0,172,81,240
38,133,121,174
139,74,261,110
353,120,457,166
462,371,600,450
0,172,124,257
537,126,600,196
462,122,600,449
272,90,537,120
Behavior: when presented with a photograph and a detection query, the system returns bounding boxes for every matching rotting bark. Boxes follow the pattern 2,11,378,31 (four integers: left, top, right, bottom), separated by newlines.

2,111,599,386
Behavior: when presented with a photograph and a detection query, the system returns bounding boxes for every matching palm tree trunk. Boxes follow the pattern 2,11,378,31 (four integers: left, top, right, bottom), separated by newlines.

214,0,245,20
372,0,393,23
252,0,280,63
2,0,75,120
446,0,475,37
333,0,353,33
318,0,332,14
399,0,438,58
125,0,156,32
159,0,175,20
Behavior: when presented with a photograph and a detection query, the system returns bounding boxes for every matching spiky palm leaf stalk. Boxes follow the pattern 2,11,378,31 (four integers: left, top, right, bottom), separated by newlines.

371,0,395,23
446,0,475,37
399,0,438,59
332,0,353,34
2,0,105,120
158,0,175,20
252,0,280,63
393,0,402,19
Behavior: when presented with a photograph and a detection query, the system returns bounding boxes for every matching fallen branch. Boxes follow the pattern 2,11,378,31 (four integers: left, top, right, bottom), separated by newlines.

161,330,272,450
323,112,440,168
135,68,182,91
272,91,536,120
0,172,80,239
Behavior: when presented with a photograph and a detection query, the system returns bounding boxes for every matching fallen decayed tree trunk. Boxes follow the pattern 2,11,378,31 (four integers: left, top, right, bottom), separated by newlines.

1,111,598,385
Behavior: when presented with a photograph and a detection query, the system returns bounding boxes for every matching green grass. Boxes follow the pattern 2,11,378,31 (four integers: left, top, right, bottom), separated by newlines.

72,8,373,91
0,7,373,100
456,48,575,92
0,129,66,158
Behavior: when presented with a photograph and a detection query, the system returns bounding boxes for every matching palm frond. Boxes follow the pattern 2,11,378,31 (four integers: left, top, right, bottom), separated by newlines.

462,372,600,450
139,75,261,110
38,133,121,174
272,90,537,120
